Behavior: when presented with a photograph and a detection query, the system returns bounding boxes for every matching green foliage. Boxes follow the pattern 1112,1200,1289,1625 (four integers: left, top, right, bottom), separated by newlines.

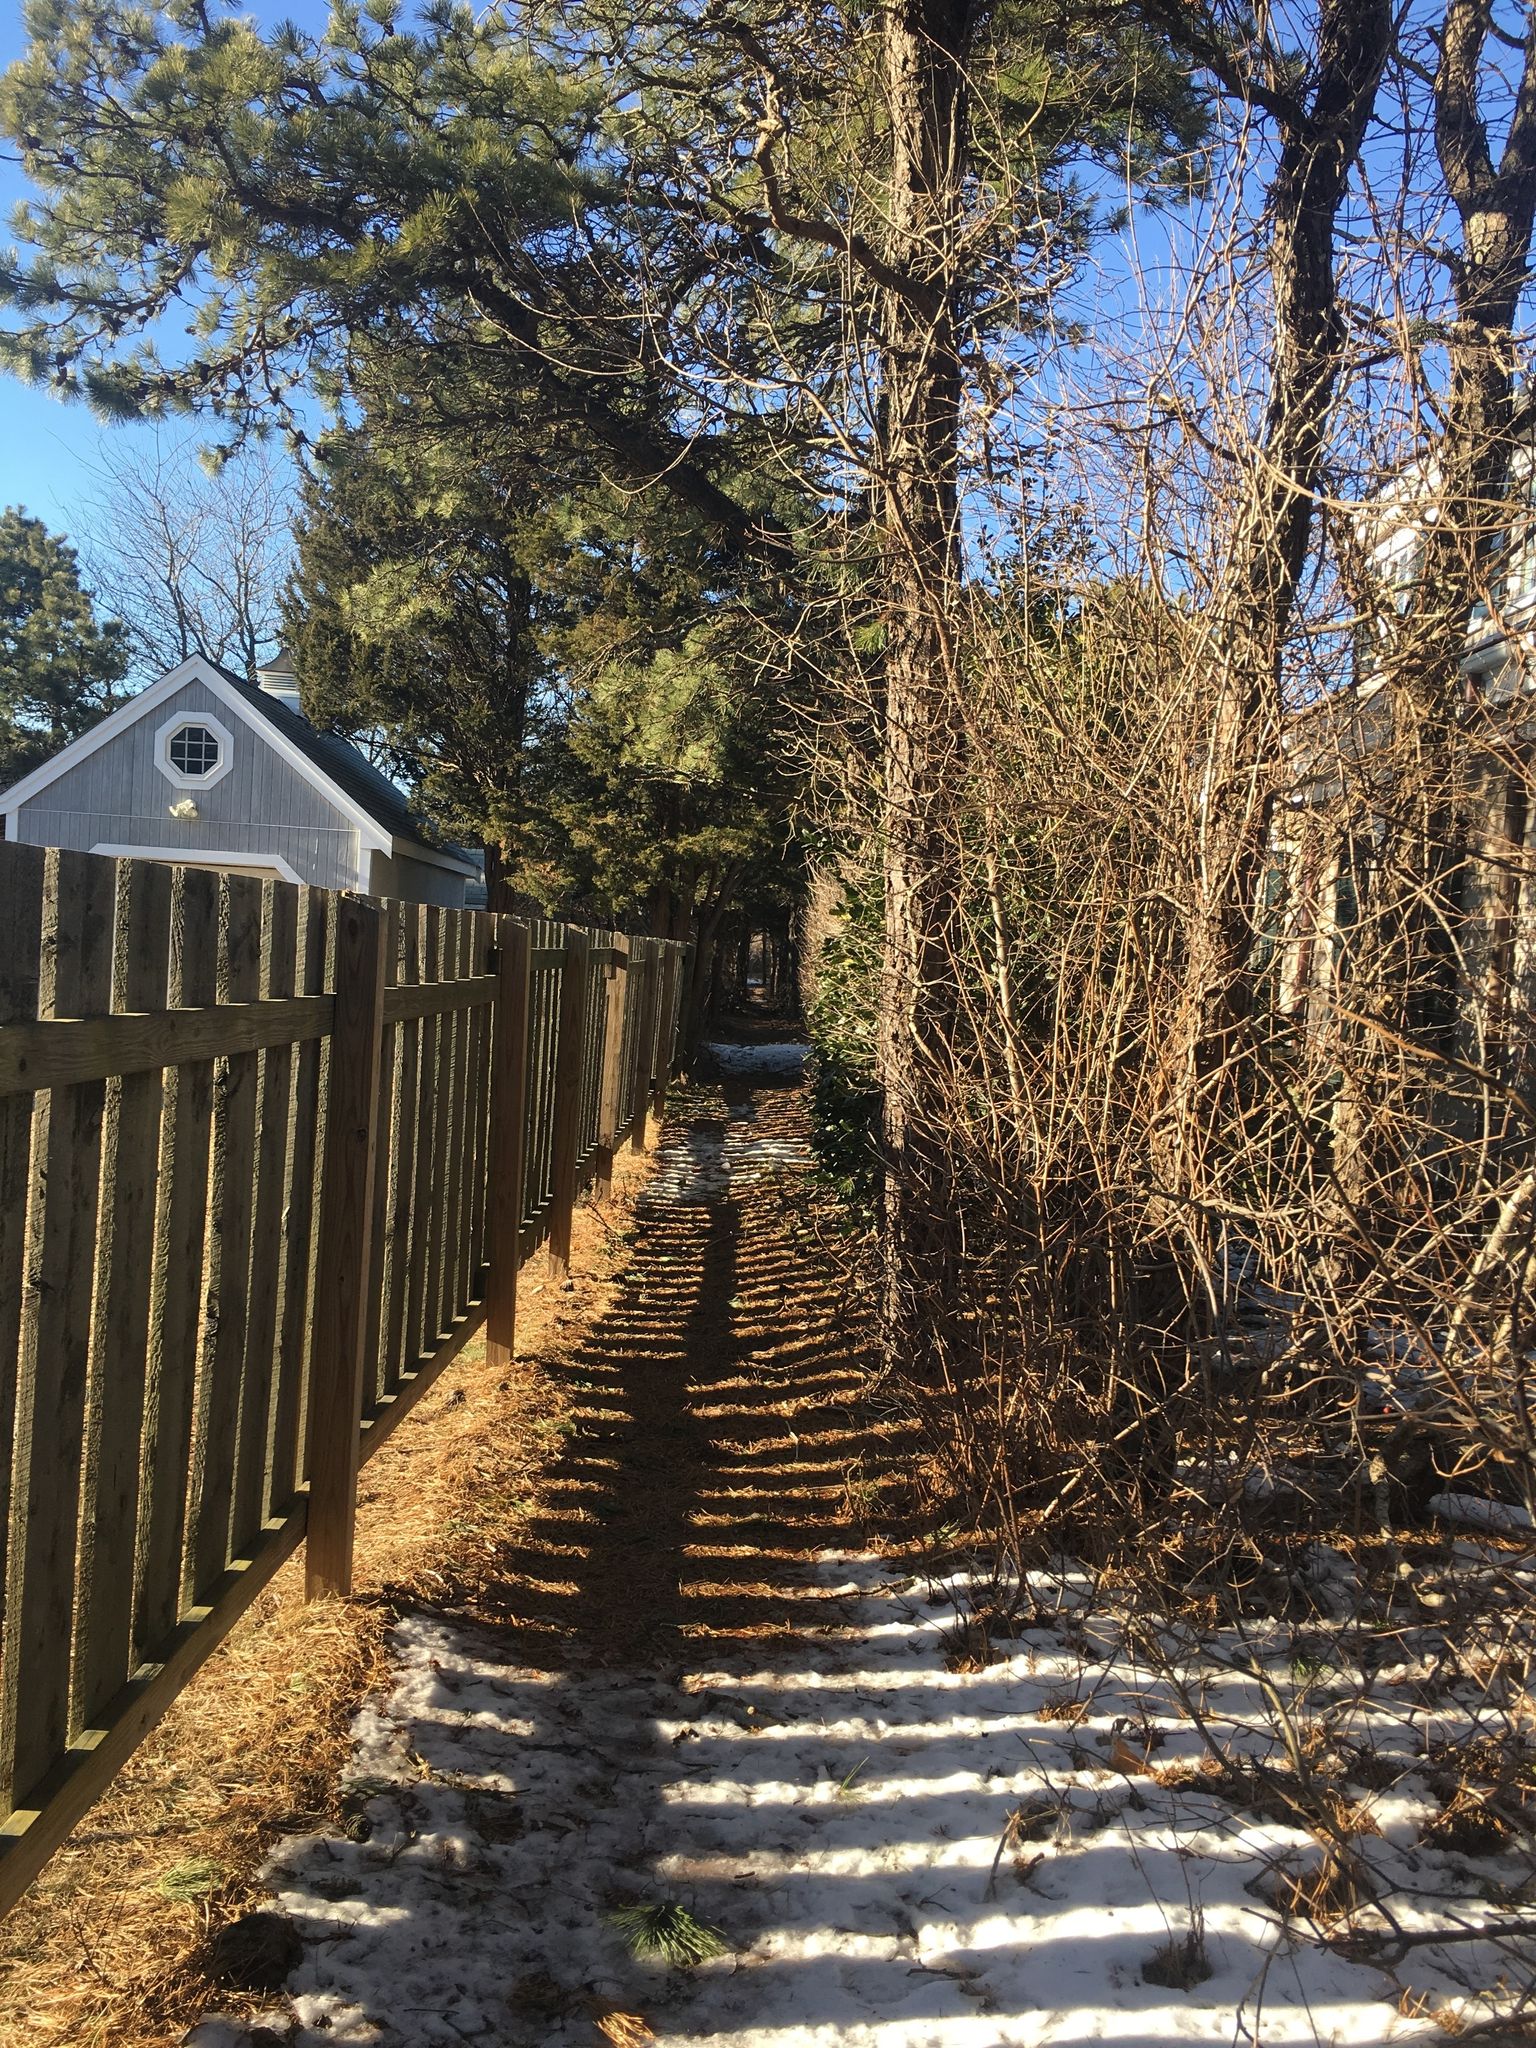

288,390,801,930
804,867,883,1213
546,594,800,934
610,1900,729,1967
0,506,127,784
285,406,560,889
156,1855,224,1904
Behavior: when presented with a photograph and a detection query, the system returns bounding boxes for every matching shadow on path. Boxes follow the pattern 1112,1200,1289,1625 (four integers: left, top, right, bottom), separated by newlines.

468,1065,907,1668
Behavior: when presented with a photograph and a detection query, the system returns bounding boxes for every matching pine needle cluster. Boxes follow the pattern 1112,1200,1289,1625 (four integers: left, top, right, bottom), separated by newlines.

610,1900,729,1967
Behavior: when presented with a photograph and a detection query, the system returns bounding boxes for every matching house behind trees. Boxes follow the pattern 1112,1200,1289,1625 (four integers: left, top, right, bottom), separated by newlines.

1267,431,1536,1075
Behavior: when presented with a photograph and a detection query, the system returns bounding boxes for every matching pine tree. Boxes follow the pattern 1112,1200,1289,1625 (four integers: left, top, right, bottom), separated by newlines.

0,507,127,784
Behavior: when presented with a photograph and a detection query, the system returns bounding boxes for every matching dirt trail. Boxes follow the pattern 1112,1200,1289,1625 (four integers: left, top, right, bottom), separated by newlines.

188,1043,920,2048
471,1049,896,1669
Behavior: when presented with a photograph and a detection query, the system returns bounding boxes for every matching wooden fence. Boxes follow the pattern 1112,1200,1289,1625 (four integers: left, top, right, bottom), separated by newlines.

0,841,685,1915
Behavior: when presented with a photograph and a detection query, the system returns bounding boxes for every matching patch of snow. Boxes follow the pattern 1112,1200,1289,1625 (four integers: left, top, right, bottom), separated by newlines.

1428,1492,1534,1536
647,1088,812,1205
200,1543,1536,2046
704,1039,808,1080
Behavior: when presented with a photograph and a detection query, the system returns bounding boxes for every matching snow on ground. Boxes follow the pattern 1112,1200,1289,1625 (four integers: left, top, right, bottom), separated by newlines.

704,1040,808,1081
189,1042,1536,2048
190,1550,1536,2048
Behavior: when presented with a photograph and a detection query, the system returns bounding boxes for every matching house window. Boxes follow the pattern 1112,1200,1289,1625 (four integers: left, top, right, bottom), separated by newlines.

155,709,235,790
168,723,220,779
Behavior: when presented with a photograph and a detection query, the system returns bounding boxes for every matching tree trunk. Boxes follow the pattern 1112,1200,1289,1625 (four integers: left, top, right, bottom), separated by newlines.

876,0,970,1372
1175,0,1392,1087
482,838,515,915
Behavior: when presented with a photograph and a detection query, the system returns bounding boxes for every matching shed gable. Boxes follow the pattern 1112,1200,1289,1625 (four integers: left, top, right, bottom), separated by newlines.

11,677,364,890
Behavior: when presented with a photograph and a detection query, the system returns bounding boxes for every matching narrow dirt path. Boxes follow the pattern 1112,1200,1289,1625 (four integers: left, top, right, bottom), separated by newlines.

192,1044,920,2047
191,1051,1446,2048
470,1044,889,1669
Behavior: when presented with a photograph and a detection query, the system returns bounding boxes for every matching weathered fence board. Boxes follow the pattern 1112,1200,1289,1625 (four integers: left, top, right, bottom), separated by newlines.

378,907,419,1403
0,839,686,1916
404,906,443,1375
593,935,630,1200
465,909,495,1303
548,929,592,1283
188,873,265,1601
439,914,474,1337
136,867,220,1648
75,857,172,1730
421,907,455,1358
0,993,335,1097
362,901,399,1417
231,882,299,1563
268,888,329,1516
630,938,661,1152
0,844,45,1649
305,900,387,1600
486,919,531,1373
651,945,682,1122
4,852,116,1810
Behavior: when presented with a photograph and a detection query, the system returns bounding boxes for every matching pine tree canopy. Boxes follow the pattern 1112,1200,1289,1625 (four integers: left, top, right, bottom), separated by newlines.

0,506,128,784
287,383,803,924
0,0,1205,562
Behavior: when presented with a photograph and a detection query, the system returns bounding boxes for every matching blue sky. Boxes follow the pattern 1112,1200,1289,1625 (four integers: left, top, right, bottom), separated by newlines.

0,1,133,531
0,0,328,538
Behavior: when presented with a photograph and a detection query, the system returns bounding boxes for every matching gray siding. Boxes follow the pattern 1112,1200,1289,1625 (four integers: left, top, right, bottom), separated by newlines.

14,679,362,889
366,848,469,907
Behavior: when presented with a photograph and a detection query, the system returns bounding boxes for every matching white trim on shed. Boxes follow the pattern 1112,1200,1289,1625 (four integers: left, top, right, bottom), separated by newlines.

154,709,236,790
89,842,304,883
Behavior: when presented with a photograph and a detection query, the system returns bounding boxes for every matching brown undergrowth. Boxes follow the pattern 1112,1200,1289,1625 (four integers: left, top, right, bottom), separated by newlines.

0,1137,659,2048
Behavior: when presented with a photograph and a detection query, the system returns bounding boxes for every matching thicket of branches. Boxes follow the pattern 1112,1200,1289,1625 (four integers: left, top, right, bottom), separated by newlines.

792,0,1536,1581
6,0,1536,1572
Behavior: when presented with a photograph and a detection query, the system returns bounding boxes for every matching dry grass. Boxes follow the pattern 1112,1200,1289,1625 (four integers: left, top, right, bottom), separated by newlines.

1141,1908,1212,1991
0,1137,659,2048
1268,1845,1374,1927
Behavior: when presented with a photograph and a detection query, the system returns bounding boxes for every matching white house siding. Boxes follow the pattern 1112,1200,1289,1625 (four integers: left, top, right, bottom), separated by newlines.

11,678,362,889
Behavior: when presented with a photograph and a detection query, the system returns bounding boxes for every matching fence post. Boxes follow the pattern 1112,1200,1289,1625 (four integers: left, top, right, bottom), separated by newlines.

650,945,681,1122
485,918,531,1372
305,897,387,1601
630,940,662,1154
547,929,592,1283
593,933,629,1201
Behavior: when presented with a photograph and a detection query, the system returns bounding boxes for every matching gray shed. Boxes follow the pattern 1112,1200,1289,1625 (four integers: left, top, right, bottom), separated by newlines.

0,652,481,903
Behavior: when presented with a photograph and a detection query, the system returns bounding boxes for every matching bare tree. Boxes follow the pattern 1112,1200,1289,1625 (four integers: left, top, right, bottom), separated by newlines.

73,431,293,680
1392,0,1536,1046
1137,0,1394,1101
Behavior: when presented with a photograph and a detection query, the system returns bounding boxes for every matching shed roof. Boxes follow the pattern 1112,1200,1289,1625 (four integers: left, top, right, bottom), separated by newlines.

210,663,477,871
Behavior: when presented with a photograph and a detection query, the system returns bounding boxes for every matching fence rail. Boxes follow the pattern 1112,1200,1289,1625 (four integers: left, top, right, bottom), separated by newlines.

0,841,686,1916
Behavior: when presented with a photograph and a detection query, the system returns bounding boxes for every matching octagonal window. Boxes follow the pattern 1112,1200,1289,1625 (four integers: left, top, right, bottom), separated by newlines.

168,723,221,779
